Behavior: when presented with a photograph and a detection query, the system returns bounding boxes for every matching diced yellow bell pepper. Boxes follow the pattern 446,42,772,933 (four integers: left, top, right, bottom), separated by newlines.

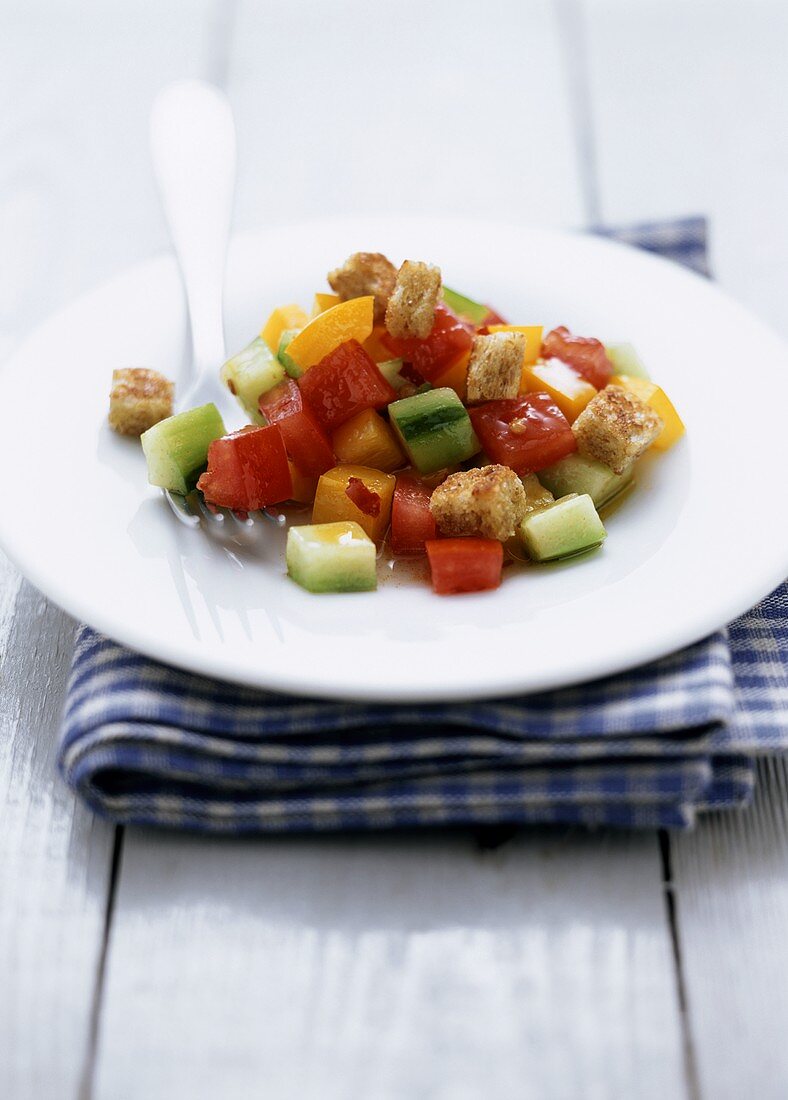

433,351,471,402
312,464,395,542
486,324,543,366
611,374,685,450
287,460,318,504
285,297,375,374
313,292,343,317
521,360,597,423
261,304,310,354
332,409,405,473
362,325,394,363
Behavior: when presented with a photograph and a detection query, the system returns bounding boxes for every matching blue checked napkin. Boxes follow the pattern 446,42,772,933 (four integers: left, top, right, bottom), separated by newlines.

59,218,788,831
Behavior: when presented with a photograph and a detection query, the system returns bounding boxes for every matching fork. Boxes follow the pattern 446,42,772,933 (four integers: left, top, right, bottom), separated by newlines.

150,79,282,533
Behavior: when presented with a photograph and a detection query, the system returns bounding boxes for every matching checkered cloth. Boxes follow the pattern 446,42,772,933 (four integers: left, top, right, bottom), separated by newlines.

58,218,788,831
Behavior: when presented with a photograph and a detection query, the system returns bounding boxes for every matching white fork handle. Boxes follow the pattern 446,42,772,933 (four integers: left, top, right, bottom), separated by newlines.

150,80,236,378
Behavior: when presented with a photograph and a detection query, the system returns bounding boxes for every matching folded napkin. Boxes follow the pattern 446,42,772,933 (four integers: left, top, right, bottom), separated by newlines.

59,218,788,831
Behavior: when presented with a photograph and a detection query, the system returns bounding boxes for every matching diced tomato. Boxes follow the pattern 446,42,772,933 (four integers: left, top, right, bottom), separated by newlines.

390,474,437,555
479,307,508,327
259,379,335,477
382,304,474,383
345,476,381,517
468,394,577,474
197,426,292,511
298,339,397,432
426,538,503,595
541,326,613,389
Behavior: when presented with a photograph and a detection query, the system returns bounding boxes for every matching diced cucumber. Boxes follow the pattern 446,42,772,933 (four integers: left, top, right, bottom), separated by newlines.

141,403,226,494
277,328,303,379
220,337,286,424
538,453,633,508
442,286,488,325
606,342,650,380
521,473,555,514
518,493,606,562
388,387,480,475
377,358,409,391
286,521,377,593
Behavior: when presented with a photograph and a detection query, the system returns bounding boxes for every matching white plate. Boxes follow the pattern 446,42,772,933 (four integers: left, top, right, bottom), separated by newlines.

1,217,787,701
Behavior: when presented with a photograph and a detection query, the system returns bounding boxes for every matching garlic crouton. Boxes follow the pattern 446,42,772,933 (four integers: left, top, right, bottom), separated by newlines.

109,368,174,436
430,464,526,541
466,332,524,403
572,385,662,474
327,252,398,323
385,260,442,340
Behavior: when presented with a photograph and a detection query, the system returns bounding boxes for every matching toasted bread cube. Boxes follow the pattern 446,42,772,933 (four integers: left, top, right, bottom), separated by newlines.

572,384,662,474
385,260,442,340
109,368,174,436
328,252,398,324
466,332,524,403
430,464,526,541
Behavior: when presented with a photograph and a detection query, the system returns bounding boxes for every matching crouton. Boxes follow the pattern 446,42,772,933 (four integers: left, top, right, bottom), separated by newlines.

327,252,398,323
466,332,524,403
430,464,527,541
572,385,662,474
385,260,442,340
109,368,174,436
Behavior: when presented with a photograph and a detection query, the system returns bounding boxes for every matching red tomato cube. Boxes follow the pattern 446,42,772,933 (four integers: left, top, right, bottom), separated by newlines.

259,379,336,477
541,326,613,389
197,426,292,512
426,538,503,595
468,393,577,474
382,304,474,382
298,340,397,432
391,474,437,555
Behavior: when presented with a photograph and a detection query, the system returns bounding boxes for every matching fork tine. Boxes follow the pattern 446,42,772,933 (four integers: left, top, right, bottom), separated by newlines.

194,495,225,524
164,489,200,527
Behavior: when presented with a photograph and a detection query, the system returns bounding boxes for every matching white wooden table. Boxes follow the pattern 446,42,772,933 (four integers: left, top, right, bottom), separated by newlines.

2,2,788,1096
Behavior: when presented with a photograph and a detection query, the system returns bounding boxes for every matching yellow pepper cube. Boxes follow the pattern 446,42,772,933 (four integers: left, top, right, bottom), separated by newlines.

313,292,342,317
433,350,471,402
486,324,543,366
312,464,395,542
332,409,405,473
521,360,597,422
362,325,395,363
287,460,318,504
285,297,375,374
261,304,310,354
612,374,685,450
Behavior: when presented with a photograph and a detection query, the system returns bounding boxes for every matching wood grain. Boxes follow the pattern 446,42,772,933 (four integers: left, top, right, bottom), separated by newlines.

94,828,686,1100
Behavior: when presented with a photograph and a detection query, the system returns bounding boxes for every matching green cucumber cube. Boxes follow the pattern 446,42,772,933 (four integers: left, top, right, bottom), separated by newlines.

141,403,226,494
277,328,303,379
442,285,488,325
286,521,377,593
388,387,480,475
538,453,633,508
221,337,286,424
606,342,650,380
518,493,606,562
377,358,409,391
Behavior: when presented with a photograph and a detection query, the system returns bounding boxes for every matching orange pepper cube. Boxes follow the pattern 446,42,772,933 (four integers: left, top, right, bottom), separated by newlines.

313,292,343,317
486,324,543,366
285,297,375,374
287,460,319,504
611,375,685,450
521,359,597,422
261,304,310,353
433,350,471,402
312,465,395,542
362,325,395,364
332,409,405,473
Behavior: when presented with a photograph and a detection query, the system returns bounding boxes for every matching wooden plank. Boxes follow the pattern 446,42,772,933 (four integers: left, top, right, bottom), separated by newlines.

0,559,115,1099
94,828,686,1100
581,0,788,335
670,759,788,1100
228,0,585,233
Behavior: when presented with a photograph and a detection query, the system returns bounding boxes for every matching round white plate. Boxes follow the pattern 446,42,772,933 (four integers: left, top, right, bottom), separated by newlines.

1,217,787,701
